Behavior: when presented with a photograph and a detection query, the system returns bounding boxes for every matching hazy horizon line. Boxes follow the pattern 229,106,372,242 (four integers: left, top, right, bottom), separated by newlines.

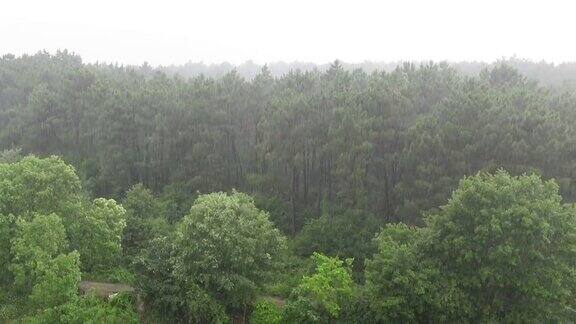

3,50,575,69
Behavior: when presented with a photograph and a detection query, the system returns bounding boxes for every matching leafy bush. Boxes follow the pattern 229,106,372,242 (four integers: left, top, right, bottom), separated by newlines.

88,267,136,285
293,210,379,276
250,299,282,324
283,253,355,323
266,254,312,298
0,302,20,322
23,295,138,324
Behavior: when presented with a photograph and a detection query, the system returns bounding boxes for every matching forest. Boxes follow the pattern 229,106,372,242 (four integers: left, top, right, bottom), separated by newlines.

2,51,576,322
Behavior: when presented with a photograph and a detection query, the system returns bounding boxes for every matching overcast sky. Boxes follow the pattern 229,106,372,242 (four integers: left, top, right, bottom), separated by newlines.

1,0,574,66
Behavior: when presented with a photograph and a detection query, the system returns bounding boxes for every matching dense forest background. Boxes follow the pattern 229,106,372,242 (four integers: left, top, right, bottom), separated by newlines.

3,51,576,322
2,51,576,232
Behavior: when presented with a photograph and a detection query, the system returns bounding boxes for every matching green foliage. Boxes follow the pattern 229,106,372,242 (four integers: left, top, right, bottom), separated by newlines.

135,235,230,323
9,214,81,310
158,182,195,224
0,292,25,322
23,295,138,324
184,282,230,324
174,191,287,316
85,266,136,285
427,170,576,321
122,184,169,259
366,171,576,322
108,292,135,311
283,253,355,323
253,195,292,235
69,198,126,273
6,53,576,322
0,148,23,163
0,156,134,320
0,156,84,288
103,267,136,284
3,53,576,228
0,304,19,322
365,224,464,322
0,214,15,285
250,299,282,324
10,214,69,291
133,235,188,322
266,254,312,298
293,210,379,275
122,184,162,220
0,156,82,221
29,251,81,309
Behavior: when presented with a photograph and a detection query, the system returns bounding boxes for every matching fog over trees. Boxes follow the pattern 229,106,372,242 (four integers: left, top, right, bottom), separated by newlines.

159,58,576,87
3,51,576,322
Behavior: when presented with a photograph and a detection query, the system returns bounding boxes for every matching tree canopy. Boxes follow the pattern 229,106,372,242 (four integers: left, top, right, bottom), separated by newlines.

4,52,576,322
4,53,576,230
366,171,576,322
174,191,286,317
0,156,136,322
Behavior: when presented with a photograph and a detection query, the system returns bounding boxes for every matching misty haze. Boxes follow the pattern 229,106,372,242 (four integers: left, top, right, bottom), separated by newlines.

2,1,576,323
